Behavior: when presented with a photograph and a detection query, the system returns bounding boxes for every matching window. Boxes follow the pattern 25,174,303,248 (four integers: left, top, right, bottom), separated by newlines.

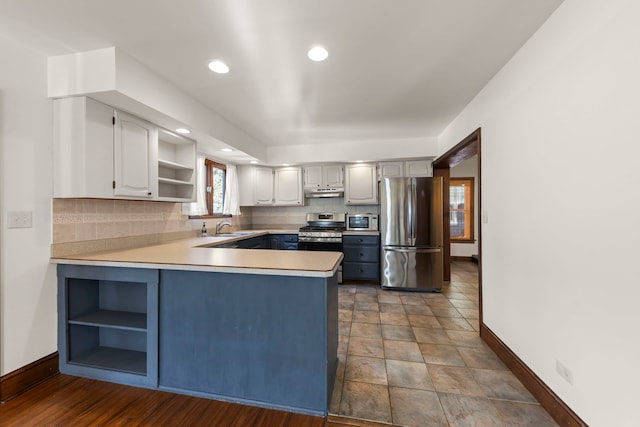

450,177,474,242
205,159,228,217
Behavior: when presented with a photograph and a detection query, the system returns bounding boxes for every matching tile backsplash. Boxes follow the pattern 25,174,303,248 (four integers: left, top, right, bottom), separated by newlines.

51,199,251,256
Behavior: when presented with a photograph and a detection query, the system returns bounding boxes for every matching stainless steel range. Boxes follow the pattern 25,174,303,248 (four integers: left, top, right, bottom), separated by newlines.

298,213,345,282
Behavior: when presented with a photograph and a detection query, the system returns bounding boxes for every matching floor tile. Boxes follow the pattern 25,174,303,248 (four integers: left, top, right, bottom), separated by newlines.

428,365,485,396
449,298,478,309
413,327,452,345
335,353,346,380
408,314,442,328
381,325,416,341
438,392,502,427
400,295,426,305
419,343,465,366
355,286,378,294
429,306,463,317
383,339,424,362
338,300,355,310
457,308,480,319
491,399,558,426
352,310,380,324
348,337,384,358
386,360,434,390
458,346,508,370
377,294,402,304
354,301,380,312
380,312,410,326
355,293,378,303
338,335,349,354
330,376,343,414
338,321,351,337
379,303,405,314
350,322,382,339
389,387,448,427
472,369,537,403
339,381,392,423
445,330,482,347
345,355,388,385
437,316,475,331
403,304,434,315
338,309,353,322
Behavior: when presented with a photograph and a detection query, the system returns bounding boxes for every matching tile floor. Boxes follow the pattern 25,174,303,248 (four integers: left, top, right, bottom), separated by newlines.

330,260,558,427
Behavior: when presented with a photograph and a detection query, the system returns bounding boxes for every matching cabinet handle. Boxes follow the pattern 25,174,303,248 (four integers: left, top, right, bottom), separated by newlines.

148,192,152,196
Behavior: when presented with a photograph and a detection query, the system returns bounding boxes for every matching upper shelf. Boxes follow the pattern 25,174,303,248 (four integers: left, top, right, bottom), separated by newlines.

158,159,194,171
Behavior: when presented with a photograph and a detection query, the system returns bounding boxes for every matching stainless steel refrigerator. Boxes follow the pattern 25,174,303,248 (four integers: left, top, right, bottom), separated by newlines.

380,177,444,291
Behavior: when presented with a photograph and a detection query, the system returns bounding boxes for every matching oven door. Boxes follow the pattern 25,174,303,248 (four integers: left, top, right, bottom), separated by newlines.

298,241,343,283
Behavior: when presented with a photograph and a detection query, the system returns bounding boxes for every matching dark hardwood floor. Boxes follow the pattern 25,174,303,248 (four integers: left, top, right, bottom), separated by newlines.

0,374,325,426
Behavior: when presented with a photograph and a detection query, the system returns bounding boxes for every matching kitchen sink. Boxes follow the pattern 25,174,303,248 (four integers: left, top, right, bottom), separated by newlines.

216,232,255,237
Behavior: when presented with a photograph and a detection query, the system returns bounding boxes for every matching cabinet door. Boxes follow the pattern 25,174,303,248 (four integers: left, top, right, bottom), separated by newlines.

114,111,157,198
378,161,404,179
274,167,303,205
324,165,344,188
303,166,322,188
253,167,274,205
405,160,432,177
345,163,378,205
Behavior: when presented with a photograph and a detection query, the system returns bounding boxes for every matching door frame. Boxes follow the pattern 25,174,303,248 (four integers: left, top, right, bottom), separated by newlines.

433,128,482,331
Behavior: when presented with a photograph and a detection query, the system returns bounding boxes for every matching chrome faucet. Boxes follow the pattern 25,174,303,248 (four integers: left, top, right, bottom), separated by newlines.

215,220,232,234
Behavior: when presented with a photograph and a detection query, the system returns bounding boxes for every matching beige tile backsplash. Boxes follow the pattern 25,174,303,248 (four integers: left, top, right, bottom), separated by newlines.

52,199,251,256
51,197,377,256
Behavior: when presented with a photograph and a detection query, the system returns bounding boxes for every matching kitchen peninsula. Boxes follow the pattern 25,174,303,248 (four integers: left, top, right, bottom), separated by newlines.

52,232,342,416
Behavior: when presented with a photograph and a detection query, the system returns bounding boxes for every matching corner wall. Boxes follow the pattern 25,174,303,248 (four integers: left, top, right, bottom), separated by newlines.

0,35,56,375
439,0,640,425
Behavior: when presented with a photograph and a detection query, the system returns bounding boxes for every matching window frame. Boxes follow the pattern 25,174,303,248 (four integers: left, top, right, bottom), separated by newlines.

449,177,475,243
190,159,231,219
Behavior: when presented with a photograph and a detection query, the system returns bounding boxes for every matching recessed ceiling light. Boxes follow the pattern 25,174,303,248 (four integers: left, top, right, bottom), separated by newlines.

307,46,328,62
175,128,191,134
250,160,259,164
221,148,233,152
282,163,290,166
208,60,230,74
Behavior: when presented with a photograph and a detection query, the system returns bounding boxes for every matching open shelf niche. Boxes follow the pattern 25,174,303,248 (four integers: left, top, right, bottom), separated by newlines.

156,129,196,202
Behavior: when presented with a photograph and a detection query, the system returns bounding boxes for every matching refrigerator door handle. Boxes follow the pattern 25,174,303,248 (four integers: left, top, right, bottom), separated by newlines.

384,247,441,254
408,179,415,246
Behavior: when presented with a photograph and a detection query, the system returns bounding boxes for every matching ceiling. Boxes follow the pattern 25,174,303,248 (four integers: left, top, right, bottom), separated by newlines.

0,0,564,162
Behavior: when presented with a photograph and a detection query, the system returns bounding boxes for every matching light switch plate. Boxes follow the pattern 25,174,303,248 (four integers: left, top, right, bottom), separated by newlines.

7,211,33,228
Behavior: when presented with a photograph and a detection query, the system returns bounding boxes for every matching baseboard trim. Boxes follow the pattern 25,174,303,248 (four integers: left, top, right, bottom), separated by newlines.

0,352,59,403
480,326,586,426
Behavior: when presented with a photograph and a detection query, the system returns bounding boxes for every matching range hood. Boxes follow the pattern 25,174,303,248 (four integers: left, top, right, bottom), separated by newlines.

304,187,344,198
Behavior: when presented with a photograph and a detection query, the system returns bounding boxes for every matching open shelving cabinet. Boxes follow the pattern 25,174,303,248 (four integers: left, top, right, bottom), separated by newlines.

156,129,196,202
58,265,159,388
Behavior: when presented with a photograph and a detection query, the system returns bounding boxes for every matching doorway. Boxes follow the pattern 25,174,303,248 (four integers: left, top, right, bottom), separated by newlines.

432,128,482,332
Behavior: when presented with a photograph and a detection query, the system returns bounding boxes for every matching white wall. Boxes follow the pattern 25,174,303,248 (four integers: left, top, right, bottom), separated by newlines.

450,156,478,257
0,35,57,375
439,0,640,425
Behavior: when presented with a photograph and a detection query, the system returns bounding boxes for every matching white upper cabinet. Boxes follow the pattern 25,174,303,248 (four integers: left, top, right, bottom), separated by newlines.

238,165,303,206
113,111,157,198
405,159,432,177
274,167,303,205
345,163,378,205
53,96,114,198
303,164,344,188
378,161,404,179
253,167,274,205
378,159,432,179
53,96,196,202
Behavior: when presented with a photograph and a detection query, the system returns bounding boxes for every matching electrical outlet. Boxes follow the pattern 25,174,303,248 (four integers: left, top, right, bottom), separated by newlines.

556,360,573,385
481,210,489,224
7,211,33,229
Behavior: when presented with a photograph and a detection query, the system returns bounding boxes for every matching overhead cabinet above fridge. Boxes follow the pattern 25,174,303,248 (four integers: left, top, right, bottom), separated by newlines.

53,96,196,202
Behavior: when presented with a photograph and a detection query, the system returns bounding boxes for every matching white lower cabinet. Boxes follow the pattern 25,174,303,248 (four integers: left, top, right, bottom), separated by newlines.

345,163,378,205
53,96,196,202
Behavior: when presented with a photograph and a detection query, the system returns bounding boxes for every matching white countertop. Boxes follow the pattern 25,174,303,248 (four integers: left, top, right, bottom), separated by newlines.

51,231,343,278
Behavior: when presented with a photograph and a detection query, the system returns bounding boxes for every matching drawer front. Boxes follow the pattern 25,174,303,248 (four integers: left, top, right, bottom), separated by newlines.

343,235,379,246
343,262,379,281
281,242,298,250
343,245,379,263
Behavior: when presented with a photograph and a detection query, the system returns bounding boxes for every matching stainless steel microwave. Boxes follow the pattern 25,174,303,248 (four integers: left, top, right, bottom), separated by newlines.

346,214,378,231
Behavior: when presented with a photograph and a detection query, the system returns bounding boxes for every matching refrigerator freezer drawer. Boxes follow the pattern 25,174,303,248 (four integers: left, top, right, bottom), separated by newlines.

381,247,443,291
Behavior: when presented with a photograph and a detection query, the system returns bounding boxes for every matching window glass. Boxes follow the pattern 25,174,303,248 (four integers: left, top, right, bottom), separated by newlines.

450,177,474,242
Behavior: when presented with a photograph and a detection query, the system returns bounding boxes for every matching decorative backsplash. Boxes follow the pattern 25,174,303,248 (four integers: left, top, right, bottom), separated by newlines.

51,199,250,256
